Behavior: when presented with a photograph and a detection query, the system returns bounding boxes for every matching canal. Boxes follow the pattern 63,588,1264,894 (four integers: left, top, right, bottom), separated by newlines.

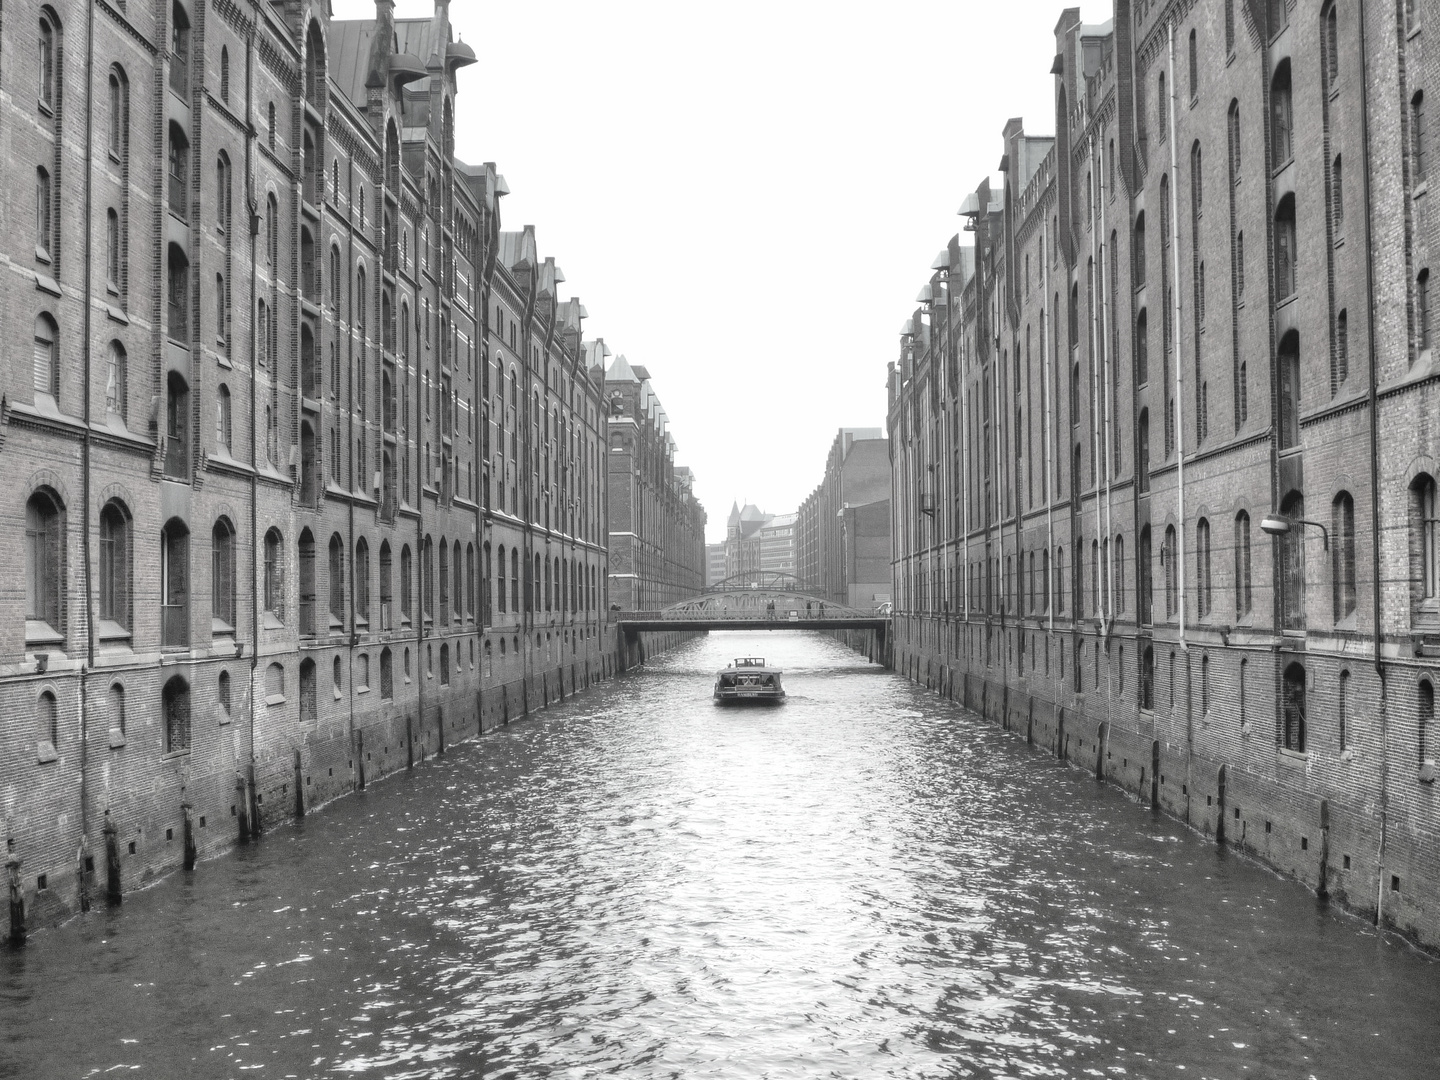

3,632,1439,1079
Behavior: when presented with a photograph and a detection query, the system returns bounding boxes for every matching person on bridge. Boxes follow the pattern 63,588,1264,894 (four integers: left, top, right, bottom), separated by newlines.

819,602,826,619
766,600,776,621
806,600,813,617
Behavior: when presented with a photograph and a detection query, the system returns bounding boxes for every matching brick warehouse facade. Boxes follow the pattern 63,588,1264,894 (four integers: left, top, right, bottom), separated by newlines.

0,0,704,938
890,0,1440,950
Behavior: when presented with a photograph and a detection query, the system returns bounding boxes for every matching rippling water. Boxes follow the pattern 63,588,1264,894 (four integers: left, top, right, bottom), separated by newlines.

4,632,1440,1079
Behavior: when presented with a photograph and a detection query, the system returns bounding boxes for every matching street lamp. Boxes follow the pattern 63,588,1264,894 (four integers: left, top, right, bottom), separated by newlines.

1260,513,1329,551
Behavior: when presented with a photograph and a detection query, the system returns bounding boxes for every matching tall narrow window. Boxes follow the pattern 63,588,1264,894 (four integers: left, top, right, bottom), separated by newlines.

1282,663,1307,752
1422,681,1435,765
216,384,232,454
161,519,190,648
164,371,189,478
1338,669,1350,751
1336,309,1350,388
33,313,58,401
109,67,128,158
26,490,63,639
168,123,189,219
220,46,230,103
1333,492,1356,622
163,677,191,754
36,168,52,260
299,531,317,637
1275,196,1297,300
1280,493,1307,630
1272,62,1294,169
299,659,317,724
355,539,371,623
1132,214,1147,288
1419,269,1432,352
1188,29,1198,101
1137,408,1151,493
212,519,235,633
98,501,130,632
379,542,392,630
1269,0,1288,37
1225,0,1235,54
39,14,56,110
1414,91,1428,183
170,3,191,97
1197,518,1212,618
1158,71,1168,142
106,210,120,289
1235,510,1253,617
1412,475,1438,618
167,244,190,340
497,544,508,615
1164,525,1177,618
328,533,345,623
1278,333,1301,449
1324,5,1339,91
1135,310,1149,383
264,528,284,620
1332,155,1344,231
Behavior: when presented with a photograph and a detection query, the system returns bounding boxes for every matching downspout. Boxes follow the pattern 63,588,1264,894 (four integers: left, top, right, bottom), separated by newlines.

1167,22,1188,653
1043,217,1055,635
962,343,971,623
1357,0,1389,927
1098,138,1116,633
245,26,260,836
1088,137,1107,639
346,158,358,777
79,0,98,860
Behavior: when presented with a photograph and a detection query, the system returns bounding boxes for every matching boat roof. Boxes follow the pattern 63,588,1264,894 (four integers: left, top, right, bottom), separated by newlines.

721,658,782,673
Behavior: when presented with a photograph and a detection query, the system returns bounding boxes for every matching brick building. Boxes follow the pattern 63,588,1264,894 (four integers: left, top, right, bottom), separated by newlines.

890,1,1440,950
2,0,616,936
604,354,707,612
796,427,891,610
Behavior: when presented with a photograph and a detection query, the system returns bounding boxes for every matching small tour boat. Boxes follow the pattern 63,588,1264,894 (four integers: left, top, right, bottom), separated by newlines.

713,657,786,704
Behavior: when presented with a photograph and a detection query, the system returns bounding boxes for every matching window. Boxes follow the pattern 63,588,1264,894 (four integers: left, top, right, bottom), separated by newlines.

512,548,520,612
268,102,276,150
328,533,345,623
216,384,232,454
299,531,317,637
1332,155,1344,231
400,544,413,623
220,46,230,103
170,3,191,96
497,544,508,614
106,210,121,288
39,13,57,110
168,123,189,219
423,537,435,621
380,647,393,700
1282,663,1307,752
1141,645,1155,710
1280,493,1307,631
212,519,235,633
1272,62,1293,169
439,538,450,625
299,659,317,724
167,244,190,339
1227,100,1242,179
1164,525,1177,618
1269,0,1288,38
33,313,58,401
356,539,370,623
36,168,52,260
110,683,127,739
1412,475,1439,616
164,371,189,478
300,421,317,505
1277,333,1301,449
1274,196,1297,301
1114,535,1126,614
1422,681,1435,765
1335,309,1349,389
264,528,284,620
163,676,191,754
1158,71,1168,142
1188,28,1198,101
98,501,130,632
1139,526,1153,625
1338,669,1350,752
440,642,450,686
1419,269,1432,353
1201,654,1210,714
1414,91,1428,183
266,662,285,701
1197,518,1212,618
1132,214,1146,289
1333,492,1356,622
1235,511,1253,617
26,490,64,639
1225,0,1235,54
161,519,189,647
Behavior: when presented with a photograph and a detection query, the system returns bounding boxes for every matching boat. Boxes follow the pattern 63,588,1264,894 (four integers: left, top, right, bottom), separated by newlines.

713,657,786,703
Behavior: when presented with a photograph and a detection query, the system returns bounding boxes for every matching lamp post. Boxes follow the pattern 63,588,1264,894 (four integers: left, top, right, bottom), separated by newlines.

1260,513,1330,551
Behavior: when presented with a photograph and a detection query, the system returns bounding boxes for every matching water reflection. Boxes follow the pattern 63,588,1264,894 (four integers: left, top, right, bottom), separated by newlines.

3,632,1439,1079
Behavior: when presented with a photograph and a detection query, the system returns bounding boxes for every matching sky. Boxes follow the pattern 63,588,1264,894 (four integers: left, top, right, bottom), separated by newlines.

332,0,1109,543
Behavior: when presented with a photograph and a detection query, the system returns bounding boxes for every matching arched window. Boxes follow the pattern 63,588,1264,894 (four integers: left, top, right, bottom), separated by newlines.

1280,492,1307,630
39,12,57,110
212,519,235,633
438,537,449,625
165,371,189,478
164,676,191,753
167,243,190,339
1158,70,1168,141
328,533,345,623
440,642,450,686
1272,60,1293,169
466,542,476,621
380,647,394,700
106,209,121,288
1418,269,1432,353
1332,492,1357,622
1164,524,1178,618
400,544,413,623
301,323,318,399
266,662,285,701
299,420,317,505
98,500,130,633
263,528,284,620
1274,195,1297,300
1114,534,1126,614
355,538,370,623
167,122,189,219
422,536,435,621
1225,0,1236,54
1197,518,1212,618
1338,669,1350,751
110,682,128,738
1414,91,1428,183
512,548,521,612
379,541,392,630
26,489,64,640
169,3,191,96
1138,525,1153,625
1140,645,1155,710
216,383,232,453
1137,408,1150,493
1411,475,1439,620
220,46,230,103
298,530,317,637
1277,332,1301,449
1235,510,1253,617
301,226,316,302
497,544,508,615
161,518,189,647
1335,308,1349,389
35,166,52,262
299,658,317,724
1282,663,1307,752
1332,154,1344,233
1134,308,1149,385
1422,680,1436,765
33,312,58,401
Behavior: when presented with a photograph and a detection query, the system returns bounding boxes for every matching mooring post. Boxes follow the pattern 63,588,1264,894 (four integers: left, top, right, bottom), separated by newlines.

6,845,24,947
181,804,197,872
103,812,122,906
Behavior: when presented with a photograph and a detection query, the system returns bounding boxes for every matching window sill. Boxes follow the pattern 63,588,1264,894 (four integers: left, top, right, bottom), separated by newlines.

108,728,126,750
212,619,236,638
1416,182,1429,201
266,694,286,707
1278,747,1309,763
263,612,285,630
37,741,58,765
26,622,64,647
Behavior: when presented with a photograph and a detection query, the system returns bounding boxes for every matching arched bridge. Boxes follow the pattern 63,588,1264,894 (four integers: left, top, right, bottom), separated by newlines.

614,586,890,641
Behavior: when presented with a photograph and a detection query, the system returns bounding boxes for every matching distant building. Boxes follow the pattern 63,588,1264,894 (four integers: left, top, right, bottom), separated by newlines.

706,543,728,587
605,357,707,610
723,502,796,580
797,429,892,609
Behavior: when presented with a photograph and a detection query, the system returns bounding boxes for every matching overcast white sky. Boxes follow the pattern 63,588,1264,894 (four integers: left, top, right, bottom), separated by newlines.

333,0,1108,543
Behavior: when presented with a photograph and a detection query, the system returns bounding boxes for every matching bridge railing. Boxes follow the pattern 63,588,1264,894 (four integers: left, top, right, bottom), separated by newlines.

615,607,885,623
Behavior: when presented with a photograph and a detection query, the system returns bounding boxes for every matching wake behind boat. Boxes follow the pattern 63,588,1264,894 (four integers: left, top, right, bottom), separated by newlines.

713,657,786,704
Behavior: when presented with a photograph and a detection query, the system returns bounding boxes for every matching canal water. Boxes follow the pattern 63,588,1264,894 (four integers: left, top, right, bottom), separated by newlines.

4,632,1440,1080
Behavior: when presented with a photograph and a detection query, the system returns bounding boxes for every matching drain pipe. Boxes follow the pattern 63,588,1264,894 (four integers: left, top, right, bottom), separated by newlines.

1087,136,1107,640
1356,1,1389,928
1097,138,1116,632
1167,21,1188,654
244,26,261,839
1041,219,1055,635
